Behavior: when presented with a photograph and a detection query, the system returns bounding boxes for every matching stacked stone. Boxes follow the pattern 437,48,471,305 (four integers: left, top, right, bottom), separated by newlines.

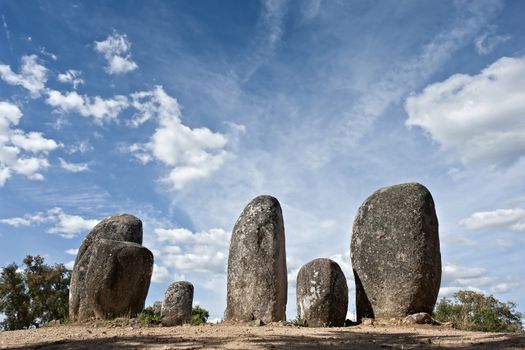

69,214,154,322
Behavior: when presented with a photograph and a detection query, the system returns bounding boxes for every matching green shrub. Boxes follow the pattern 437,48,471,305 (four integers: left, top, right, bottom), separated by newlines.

433,290,523,332
191,305,209,325
137,306,162,325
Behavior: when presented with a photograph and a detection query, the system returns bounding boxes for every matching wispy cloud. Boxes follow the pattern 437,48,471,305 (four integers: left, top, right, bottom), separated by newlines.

474,26,511,55
0,207,98,238
240,0,289,81
1,14,13,55
94,31,138,75
58,157,89,173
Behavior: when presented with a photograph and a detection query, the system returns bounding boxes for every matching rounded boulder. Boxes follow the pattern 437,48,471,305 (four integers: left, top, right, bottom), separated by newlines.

161,281,194,326
350,182,441,321
296,258,348,327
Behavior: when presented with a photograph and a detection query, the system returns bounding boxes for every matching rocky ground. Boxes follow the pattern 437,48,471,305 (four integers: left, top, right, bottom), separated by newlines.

1,320,524,350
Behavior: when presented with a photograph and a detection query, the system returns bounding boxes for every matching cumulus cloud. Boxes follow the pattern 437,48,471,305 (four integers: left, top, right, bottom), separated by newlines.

154,227,230,274
0,207,98,238
94,32,138,75
59,157,89,173
459,208,525,231
439,262,521,297
129,86,230,190
0,101,59,186
57,69,84,89
405,56,525,166
151,264,173,283
0,55,48,97
46,89,128,124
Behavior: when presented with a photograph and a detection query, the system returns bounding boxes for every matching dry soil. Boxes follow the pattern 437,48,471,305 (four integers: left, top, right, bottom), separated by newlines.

1,320,524,350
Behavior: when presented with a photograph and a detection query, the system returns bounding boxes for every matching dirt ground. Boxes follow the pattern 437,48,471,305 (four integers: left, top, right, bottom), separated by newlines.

1,321,524,350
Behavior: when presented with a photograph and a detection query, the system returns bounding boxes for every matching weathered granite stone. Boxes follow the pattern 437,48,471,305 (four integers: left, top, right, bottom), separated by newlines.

296,258,348,327
350,182,441,321
161,281,194,326
402,312,434,325
69,214,153,321
152,301,162,315
83,239,153,319
225,195,287,323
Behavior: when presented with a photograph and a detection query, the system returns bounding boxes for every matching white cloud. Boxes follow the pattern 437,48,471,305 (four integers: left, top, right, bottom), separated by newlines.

46,89,128,124
151,263,173,283
94,32,138,75
65,248,78,256
66,140,93,154
0,207,98,238
59,157,89,173
459,208,525,231
405,56,525,166
57,69,84,89
154,227,230,274
474,27,511,55
0,217,31,227
129,86,230,190
0,101,59,186
0,55,48,97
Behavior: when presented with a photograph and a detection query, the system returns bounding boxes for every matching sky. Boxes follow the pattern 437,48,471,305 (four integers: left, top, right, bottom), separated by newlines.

0,0,524,322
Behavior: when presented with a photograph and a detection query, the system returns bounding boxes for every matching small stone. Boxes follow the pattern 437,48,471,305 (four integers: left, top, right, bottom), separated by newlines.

161,281,194,326
152,301,162,315
402,312,434,325
296,258,348,327
362,318,375,326
253,319,264,326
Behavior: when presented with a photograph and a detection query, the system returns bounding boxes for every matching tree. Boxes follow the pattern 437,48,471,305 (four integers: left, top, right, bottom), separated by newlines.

0,255,71,330
434,290,523,332
192,305,209,325
0,263,32,330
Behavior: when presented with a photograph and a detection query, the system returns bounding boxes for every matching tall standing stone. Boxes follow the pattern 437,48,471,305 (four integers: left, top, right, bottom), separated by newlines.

161,281,194,326
69,214,154,321
296,258,348,327
350,183,441,321
225,195,287,323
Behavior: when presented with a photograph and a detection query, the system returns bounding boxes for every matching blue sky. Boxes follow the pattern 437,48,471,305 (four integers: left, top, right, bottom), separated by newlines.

1,0,524,322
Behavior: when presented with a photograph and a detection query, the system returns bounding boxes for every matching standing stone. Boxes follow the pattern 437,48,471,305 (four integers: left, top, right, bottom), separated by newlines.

69,214,154,321
350,183,441,321
296,258,348,327
161,281,194,326
225,195,287,323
